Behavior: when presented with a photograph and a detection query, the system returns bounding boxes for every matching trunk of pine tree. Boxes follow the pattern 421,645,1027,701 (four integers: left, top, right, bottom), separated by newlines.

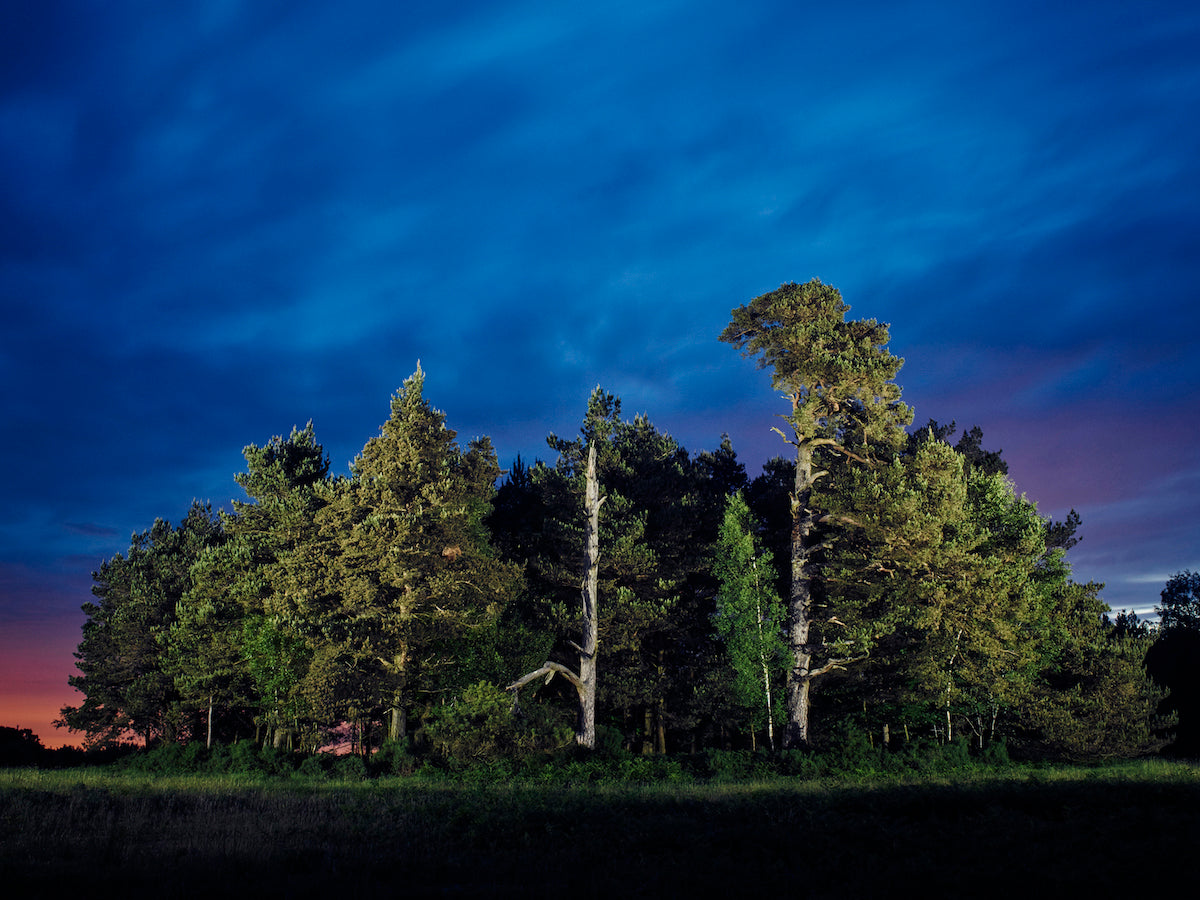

656,698,667,755
783,439,819,749
387,652,409,743
577,443,601,749
389,705,407,744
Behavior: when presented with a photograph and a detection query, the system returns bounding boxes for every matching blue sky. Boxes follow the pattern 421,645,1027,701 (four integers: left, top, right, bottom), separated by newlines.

2,0,1198,744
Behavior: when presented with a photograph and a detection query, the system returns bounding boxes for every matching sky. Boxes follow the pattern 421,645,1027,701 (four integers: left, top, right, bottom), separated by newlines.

2,0,1198,748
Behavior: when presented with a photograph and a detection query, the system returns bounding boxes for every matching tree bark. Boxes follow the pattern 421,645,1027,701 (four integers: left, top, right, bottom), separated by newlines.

783,438,819,749
577,442,601,749
386,651,409,743
388,704,407,744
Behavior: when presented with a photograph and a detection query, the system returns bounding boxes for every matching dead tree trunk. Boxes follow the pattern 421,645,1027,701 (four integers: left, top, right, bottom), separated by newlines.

508,442,604,749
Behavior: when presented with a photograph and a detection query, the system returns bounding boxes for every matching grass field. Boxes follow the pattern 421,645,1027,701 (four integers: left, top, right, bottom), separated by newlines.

3,761,1198,897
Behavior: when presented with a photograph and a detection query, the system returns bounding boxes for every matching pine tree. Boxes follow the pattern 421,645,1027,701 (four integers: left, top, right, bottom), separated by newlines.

720,279,912,747
507,389,739,751
60,503,222,747
316,366,519,742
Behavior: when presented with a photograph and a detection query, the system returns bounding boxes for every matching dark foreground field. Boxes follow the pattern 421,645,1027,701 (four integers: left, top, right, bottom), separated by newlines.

3,763,1198,897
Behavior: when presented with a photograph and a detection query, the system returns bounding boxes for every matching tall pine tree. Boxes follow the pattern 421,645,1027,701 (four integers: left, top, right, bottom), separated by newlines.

720,279,912,747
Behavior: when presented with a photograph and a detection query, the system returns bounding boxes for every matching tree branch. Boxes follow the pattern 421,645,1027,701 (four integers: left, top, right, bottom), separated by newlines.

808,655,868,678
506,661,584,695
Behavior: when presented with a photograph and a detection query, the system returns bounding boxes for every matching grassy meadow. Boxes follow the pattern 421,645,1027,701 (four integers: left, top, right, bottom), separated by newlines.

3,759,1199,897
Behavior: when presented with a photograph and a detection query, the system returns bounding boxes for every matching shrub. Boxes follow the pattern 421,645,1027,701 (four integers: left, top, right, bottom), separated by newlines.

205,742,232,774
371,740,420,777
827,727,883,777
229,739,266,774
982,737,1010,767
298,754,331,780
425,682,574,765
334,754,368,782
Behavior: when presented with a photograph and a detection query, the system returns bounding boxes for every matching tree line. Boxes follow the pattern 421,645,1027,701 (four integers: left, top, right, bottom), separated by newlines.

59,280,1182,761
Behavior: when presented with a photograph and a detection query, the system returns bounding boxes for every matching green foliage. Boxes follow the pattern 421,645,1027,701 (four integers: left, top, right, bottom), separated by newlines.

372,740,421,777
1147,572,1200,754
1157,570,1200,632
508,388,743,752
334,754,368,781
720,279,914,747
719,279,911,450
314,366,521,740
711,492,787,743
297,753,331,780
59,326,1167,767
59,503,224,748
424,682,574,764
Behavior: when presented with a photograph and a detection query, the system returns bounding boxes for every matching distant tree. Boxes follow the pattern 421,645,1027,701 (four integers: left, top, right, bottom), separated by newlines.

1156,571,1200,632
953,424,1008,477
188,422,331,750
720,279,912,748
1146,571,1200,754
0,726,45,767
59,503,222,747
1107,609,1151,640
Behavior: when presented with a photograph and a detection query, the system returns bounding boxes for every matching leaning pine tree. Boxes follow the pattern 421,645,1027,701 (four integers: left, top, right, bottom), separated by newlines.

720,279,912,748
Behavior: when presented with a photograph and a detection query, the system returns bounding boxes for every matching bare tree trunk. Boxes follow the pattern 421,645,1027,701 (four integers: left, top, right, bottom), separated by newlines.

206,694,214,749
508,443,604,749
577,442,601,749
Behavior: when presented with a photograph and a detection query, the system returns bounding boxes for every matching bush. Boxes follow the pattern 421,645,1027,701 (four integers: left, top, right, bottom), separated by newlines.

826,727,883,777
592,724,628,759
775,747,823,778
297,754,331,780
699,749,776,782
229,739,266,774
334,754,368,782
425,682,574,765
205,742,232,773
371,740,421,777
982,737,1010,767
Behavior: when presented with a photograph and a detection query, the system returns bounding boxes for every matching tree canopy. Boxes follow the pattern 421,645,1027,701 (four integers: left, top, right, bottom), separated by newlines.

58,291,1172,763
